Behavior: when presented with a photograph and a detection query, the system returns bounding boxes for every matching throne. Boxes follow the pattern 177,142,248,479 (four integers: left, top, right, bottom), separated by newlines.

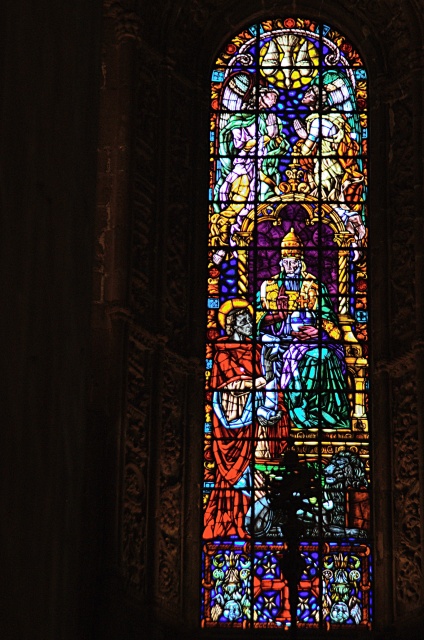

232,159,368,436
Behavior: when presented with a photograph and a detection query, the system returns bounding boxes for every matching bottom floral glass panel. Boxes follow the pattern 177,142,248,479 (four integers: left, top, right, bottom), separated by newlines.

320,543,372,629
201,540,252,628
201,540,372,630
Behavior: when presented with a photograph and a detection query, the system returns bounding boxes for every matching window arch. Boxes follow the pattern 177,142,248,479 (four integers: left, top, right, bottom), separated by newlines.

202,17,370,631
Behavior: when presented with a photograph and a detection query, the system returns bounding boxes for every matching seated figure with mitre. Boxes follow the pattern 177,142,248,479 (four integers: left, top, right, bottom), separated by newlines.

256,228,350,431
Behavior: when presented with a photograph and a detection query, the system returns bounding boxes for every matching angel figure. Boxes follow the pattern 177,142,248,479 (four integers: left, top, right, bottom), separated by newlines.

293,72,366,252
210,74,290,263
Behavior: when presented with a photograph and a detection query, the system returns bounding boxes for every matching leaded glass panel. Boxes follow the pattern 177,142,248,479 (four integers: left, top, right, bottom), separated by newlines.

202,17,370,632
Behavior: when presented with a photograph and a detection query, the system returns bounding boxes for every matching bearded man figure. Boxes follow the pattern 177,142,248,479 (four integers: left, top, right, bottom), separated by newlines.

203,299,288,539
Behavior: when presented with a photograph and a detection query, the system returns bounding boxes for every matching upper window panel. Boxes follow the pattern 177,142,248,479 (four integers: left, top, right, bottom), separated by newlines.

202,18,370,632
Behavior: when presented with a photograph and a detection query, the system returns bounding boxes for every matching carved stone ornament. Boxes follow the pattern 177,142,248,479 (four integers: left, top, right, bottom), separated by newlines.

392,375,421,614
104,0,142,46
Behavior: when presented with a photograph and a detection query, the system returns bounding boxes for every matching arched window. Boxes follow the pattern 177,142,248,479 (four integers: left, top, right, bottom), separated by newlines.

202,17,370,631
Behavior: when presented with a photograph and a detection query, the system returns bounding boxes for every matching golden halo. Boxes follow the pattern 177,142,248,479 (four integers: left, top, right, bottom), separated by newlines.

217,298,253,329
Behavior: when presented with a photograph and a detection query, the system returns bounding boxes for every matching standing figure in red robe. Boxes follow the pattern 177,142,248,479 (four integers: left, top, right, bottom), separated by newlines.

203,299,289,540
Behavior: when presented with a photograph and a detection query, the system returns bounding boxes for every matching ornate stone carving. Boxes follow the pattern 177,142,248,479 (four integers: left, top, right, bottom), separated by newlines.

184,0,227,28
374,348,416,378
161,81,193,350
158,534,180,601
122,462,147,591
389,94,416,350
122,344,152,591
159,485,182,537
105,0,142,46
392,375,421,613
131,62,161,327
126,349,150,458
154,353,186,605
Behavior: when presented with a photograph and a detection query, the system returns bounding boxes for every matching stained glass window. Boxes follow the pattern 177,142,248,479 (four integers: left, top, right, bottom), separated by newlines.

201,17,371,632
